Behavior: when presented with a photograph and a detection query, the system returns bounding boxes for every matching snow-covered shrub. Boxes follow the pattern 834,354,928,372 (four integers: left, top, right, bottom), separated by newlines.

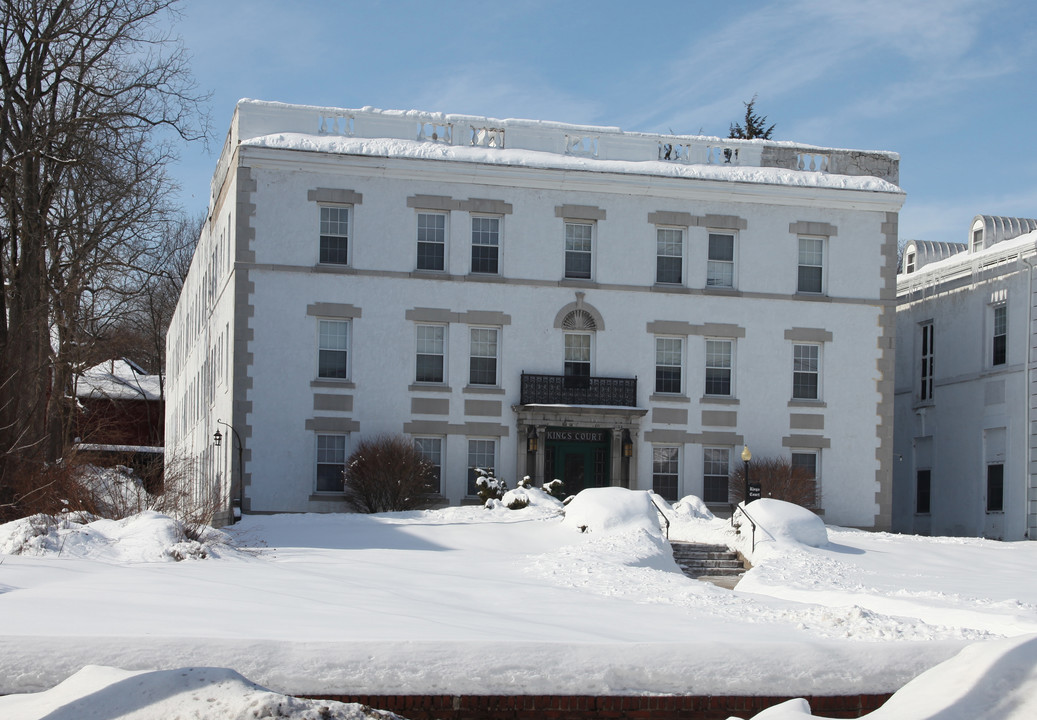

344,435,438,513
500,481,565,512
543,478,566,501
475,468,508,506
672,494,714,520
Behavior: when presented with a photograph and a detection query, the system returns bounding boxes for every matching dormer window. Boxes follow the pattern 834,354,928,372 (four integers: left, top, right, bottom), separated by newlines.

905,251,915,274
972,228,983,253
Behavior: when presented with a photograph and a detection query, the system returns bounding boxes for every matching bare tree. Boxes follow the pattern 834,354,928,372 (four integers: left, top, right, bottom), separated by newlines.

0,0,208,512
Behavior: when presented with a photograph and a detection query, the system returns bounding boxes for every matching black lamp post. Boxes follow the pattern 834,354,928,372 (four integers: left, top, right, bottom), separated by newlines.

741,444,752,505
214,419,244,521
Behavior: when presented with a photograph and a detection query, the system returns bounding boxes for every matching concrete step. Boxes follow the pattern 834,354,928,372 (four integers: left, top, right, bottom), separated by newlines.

669,541,746,584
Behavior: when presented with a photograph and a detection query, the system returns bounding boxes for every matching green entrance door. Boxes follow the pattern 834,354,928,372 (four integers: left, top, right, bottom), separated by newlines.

544,428,610,495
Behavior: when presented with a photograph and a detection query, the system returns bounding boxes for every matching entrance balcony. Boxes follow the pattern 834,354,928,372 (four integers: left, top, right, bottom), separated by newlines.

520,373,638,407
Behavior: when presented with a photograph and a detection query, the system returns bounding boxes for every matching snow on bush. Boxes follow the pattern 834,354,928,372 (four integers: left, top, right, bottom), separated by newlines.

0,510,239,561
672,494,715,520
474,468,508,505
741,498,828,548
0,665,403,720
561,487,664,536
500,477,564,511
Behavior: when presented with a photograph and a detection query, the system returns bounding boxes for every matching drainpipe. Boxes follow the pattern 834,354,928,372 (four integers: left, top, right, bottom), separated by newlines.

1023,253,1035,540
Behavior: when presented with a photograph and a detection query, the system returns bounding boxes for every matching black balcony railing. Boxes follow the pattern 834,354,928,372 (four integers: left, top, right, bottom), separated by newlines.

520,373,638,407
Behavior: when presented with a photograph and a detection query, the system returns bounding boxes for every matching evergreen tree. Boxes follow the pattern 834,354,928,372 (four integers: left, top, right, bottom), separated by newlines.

729,95,775,140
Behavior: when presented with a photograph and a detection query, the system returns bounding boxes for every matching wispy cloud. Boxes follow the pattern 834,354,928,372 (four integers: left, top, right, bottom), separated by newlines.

628,0,1020,138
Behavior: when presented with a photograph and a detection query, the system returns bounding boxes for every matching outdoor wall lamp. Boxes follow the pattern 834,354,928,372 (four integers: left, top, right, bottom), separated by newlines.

527,426,538,453
215,419,245,521
622,431,633,458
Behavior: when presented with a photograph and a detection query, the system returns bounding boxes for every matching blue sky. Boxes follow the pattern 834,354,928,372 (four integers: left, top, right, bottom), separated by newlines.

168,0,1036,244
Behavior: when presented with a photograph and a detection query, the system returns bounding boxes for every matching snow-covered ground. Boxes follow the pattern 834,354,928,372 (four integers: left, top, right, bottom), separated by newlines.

1,489,1035,719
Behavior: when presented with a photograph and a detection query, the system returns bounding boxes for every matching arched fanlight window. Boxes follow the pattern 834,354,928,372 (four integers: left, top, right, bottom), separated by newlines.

561,309,597,331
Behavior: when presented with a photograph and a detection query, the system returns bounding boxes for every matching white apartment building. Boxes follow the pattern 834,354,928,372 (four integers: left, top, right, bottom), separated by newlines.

894,216,1037,540
165,100,903,528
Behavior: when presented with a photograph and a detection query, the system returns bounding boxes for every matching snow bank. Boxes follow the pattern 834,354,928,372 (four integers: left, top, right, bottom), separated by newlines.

0,665,401,720
741,634,1037,719
742,499,828,549
561,487,664,536
0,511,238,561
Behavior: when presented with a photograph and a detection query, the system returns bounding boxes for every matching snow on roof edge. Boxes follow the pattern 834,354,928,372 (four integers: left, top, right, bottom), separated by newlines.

234,98,900,161
240,133,904,196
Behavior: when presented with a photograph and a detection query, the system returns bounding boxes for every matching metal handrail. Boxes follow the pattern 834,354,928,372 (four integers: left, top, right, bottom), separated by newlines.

731,501,766,553
648,493,671,540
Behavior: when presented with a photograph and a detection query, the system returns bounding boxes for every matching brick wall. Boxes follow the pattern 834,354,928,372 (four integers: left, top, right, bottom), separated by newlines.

301,693,893,719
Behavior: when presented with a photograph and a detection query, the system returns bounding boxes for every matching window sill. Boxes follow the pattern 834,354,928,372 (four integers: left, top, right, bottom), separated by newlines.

464,385,505,395
700,396,739,405
912,399,934,410
652,282,686,290
308,493,348,502
313,263,354,274
703,286,740,296
985,510,1005,515
466,273,503,282
794,291,829,301
311,379,356,389
650,393,690,403
412,268,448,276
559,278,598,288
788,399,826,408
409,383,453,393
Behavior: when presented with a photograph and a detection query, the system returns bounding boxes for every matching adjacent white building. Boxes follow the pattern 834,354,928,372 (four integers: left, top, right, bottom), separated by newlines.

165,100,903,528
894,216,1037,540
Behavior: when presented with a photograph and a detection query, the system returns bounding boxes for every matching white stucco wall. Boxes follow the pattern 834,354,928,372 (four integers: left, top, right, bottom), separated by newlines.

894,237,1037,539
167,101,903,529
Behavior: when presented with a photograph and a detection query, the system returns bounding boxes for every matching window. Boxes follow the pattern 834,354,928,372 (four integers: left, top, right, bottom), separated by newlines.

467,438,496,495
656,228,683,284
655,337,683,394
792,344,820,400
916,469,931,514
972,228,983,253
414,437,442,494
703,448,729,503
416,325,445,383
317,320,349,379
564,332,591,386
652,446,679,501
797,236,824,293
707,233,735,288
992,306,1007,366
417,212,446,271
704,339,732,396
316,434,347,492
469,328,498,385
319,206,350,265
920,323,934,401
565,222,593,279
904,251,916,274
791,451,819,507
471,216,500,274
986,464,1004,513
